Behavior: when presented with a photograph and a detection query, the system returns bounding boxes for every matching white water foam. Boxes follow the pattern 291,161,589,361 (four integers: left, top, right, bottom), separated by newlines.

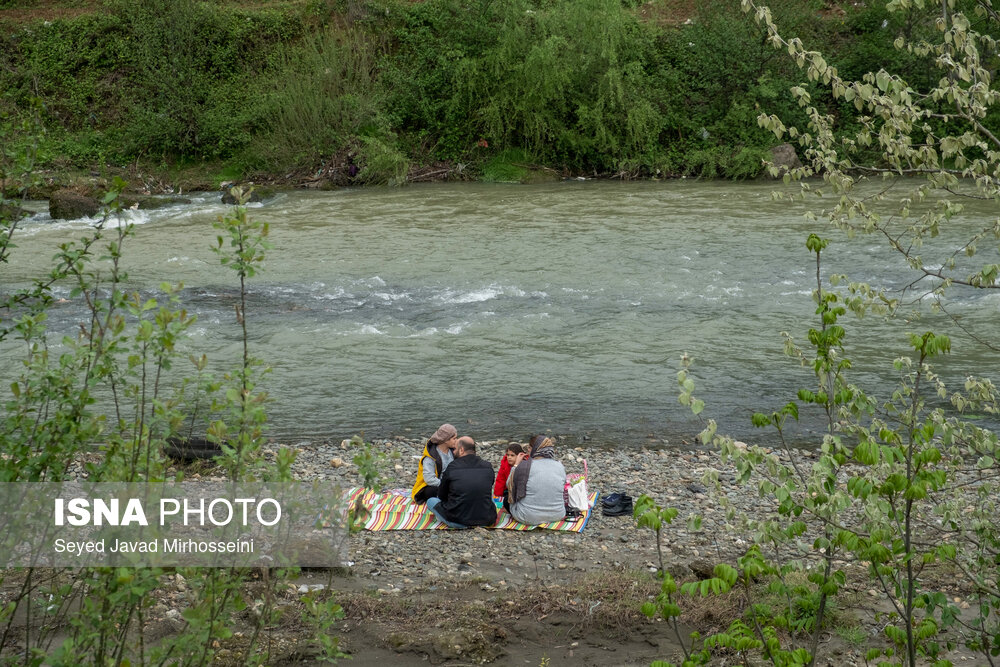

406,327,439,337
433,284,546,305
313,288,348,300
373,291,411,302
438,286,504,304
355,276,386,288
16,208,153,236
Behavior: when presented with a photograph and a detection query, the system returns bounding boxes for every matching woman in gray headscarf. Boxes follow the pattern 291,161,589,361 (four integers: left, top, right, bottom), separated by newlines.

506,435,566,525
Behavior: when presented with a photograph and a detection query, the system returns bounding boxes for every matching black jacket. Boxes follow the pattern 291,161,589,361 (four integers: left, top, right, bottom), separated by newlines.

437,454,498,527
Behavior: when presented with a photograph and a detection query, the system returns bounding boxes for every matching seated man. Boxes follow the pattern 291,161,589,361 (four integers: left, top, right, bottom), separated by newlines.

427,437,497,529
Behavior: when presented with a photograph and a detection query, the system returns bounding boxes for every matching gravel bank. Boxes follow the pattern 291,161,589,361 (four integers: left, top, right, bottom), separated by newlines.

275,436,808,592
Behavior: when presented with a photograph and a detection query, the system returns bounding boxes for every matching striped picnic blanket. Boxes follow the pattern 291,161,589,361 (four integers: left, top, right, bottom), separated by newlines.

323,487,598,532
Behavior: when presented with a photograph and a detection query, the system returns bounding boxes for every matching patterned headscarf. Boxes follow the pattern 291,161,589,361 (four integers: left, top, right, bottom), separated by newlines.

511,435,556,503
429,423,457,445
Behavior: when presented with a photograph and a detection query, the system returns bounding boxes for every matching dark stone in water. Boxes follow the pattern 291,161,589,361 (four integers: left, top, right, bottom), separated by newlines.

769,142,803,176
120,195,192,210
0,202,29,221
49,190,100,220
221,188,264,205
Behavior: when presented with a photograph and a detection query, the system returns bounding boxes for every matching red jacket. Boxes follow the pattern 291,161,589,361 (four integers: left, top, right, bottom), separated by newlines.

493,456,512,497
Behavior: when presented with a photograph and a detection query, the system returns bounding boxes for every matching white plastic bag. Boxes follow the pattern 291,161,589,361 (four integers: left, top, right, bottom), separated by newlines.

565,459,590,511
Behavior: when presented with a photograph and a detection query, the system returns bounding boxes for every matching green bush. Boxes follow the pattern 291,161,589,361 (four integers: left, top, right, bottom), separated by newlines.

355,133,409,185
250,25,394,172
383,0,670,173
115,0,301,161
480,148,531,183
379,0,504,160
0,14,129,130
0,2,301,166
646,0,828,177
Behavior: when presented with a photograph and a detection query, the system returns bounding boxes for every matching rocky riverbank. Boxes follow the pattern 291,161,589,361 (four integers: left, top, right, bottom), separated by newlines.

269,436,987,666
46,436,987,665
282,436,778,589
280,435,801,666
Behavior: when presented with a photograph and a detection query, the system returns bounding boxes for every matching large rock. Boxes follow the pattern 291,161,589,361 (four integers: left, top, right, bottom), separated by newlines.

687,558,716,580
49,190,100,220
221,188,263,205
769,143,803,176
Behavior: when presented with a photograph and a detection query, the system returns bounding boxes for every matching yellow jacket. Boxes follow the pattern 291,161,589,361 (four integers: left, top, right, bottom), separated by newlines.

411,442,445,500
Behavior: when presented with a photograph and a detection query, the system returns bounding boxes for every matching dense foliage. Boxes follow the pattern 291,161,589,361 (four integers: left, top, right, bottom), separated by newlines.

1,0,982,182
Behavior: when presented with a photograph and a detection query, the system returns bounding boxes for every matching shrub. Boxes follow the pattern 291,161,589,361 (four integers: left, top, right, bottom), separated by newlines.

383,0,669,173
480,148,532,183
251,25,395,172
115,0,300,161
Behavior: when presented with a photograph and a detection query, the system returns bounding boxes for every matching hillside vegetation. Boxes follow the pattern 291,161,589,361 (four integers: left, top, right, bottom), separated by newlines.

0,0,992,187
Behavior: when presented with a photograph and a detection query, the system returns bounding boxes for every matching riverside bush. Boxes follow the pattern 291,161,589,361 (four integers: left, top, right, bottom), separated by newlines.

649,238,999,666
480,148,532,183
647,0,827,178
250,25,399,174
115,0,301,161
742,2,1000,660
0,2,301,165
382,0,671,174
210,186,273,481
642,1,1000,663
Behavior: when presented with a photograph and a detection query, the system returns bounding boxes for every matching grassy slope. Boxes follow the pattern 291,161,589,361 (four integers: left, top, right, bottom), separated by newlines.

0,0,894,193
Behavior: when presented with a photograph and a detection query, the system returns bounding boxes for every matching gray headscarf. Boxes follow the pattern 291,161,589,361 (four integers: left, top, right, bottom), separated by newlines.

511,435,556,504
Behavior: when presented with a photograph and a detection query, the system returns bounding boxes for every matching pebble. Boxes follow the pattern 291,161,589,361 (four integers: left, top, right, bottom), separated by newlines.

297,584,326,593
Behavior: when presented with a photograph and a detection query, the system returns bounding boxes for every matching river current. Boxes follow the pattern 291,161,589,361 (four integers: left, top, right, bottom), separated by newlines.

3,181,998,446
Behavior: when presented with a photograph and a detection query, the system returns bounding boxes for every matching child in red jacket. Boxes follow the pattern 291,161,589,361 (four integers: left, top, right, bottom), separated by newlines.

493,443,524,500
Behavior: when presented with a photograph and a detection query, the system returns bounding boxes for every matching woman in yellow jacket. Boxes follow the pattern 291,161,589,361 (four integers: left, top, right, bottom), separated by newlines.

411,423,459,504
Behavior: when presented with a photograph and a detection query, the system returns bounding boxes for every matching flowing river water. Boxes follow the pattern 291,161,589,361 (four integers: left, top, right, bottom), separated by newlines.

3,181,999,446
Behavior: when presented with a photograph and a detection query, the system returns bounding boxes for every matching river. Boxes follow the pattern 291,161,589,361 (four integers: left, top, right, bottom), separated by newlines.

3,180,998,446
